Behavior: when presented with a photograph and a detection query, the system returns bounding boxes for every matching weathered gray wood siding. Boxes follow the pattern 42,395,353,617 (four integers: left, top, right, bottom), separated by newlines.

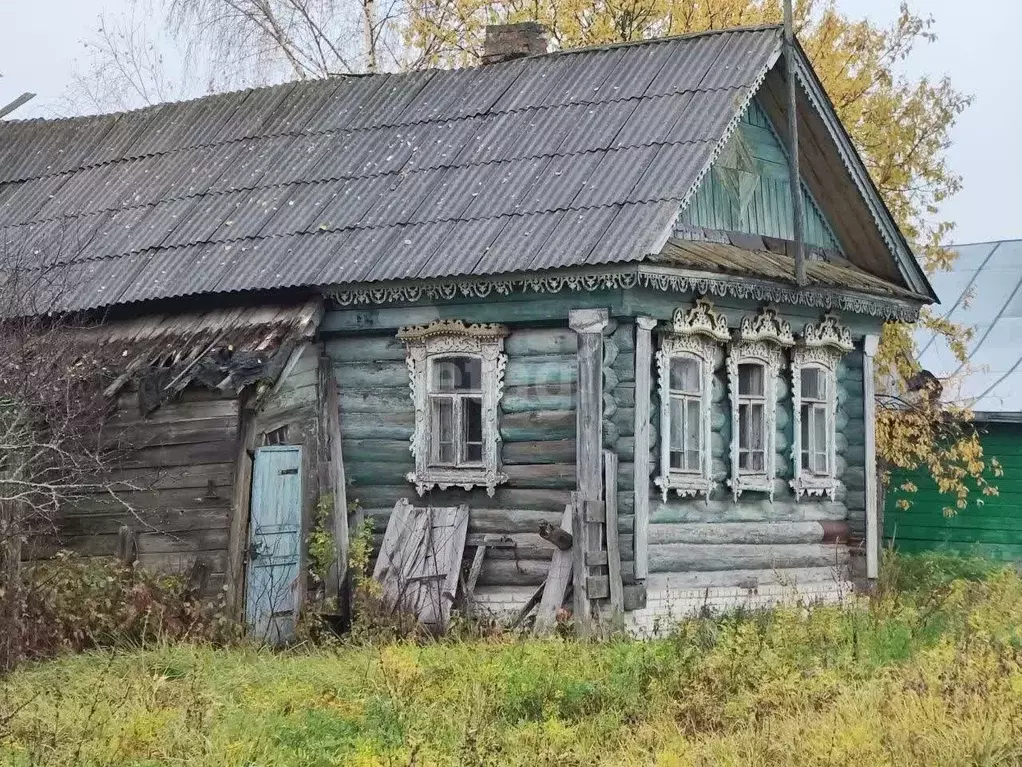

53,387,240,596
325,311,585,589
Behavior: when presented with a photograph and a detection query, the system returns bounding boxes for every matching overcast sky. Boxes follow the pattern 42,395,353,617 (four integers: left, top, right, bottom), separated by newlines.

1,0,1018,246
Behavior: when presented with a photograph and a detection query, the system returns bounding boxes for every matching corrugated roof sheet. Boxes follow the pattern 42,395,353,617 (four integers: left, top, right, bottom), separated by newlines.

0,26,788,311
915,240,1022,414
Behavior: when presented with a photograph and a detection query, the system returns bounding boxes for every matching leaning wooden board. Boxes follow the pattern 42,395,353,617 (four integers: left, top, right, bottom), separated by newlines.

372,500,469,632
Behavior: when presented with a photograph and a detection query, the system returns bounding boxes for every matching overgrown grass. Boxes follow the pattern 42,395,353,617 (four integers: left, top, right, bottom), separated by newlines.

4,552,1022,766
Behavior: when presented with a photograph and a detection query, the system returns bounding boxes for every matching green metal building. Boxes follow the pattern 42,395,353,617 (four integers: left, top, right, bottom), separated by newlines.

885,240,1022,560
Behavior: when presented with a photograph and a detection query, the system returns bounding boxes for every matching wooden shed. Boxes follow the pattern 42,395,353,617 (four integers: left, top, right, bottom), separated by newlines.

0,23,935,637
886,240,1022,561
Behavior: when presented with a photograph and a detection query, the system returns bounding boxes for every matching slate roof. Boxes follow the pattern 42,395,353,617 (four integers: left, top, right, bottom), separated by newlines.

0,26,790,311
916,240,1022,416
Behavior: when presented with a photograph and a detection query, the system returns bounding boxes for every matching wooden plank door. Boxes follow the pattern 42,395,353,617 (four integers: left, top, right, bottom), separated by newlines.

246,445,302,642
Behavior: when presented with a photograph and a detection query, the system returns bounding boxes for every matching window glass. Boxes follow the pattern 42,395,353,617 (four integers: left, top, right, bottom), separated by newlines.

670,357,700,393
463,397,483,463
738,363,764,396
801,367,825,400
431,397,455,464
431,356,481,392
685,399,700,470
812,403,828,473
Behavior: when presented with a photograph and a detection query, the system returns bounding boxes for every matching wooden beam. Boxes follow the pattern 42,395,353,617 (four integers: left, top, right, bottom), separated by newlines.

632,316,656,581
319,358,350,599
863,335,880,579
225,399,258,619
569,308,609,636
603,450,624,629
535,504,574,635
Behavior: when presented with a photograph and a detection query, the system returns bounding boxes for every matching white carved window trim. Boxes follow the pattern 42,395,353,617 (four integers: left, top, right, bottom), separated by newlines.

790,314,853,501
398,320,509,497
727,306,794,502
654,299,730,502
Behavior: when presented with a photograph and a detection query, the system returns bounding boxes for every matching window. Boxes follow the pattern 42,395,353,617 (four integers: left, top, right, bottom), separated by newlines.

668,357,702,473
398,320,509,496
790,314,853,500
428,356,483,466
727,306,793,502
737,362,766,473
655,299,730,500
799,367,829,476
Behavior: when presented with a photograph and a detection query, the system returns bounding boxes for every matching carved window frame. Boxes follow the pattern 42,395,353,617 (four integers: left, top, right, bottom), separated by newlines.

790,314,853,501
398,320,509,497
654,299,730,501
727,306,794,502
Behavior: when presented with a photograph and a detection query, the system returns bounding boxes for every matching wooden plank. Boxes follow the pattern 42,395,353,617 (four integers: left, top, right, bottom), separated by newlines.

226,401,256,619
465,544,487,612
321,361,349,600
534,504,573,635
586,575,609,599
632,317,655,581
570,492,589,633
569,309,609,637
863,334,880,579
603,450,624,628
502,439,576,465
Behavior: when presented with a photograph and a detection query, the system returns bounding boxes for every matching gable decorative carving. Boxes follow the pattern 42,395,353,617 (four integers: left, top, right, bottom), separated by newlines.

399,321,509,497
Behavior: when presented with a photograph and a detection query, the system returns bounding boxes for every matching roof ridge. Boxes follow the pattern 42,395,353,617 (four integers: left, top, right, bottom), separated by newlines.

2,25,783,126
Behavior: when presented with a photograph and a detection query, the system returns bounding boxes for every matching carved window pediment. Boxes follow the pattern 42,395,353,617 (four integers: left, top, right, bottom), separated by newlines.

655,299,727,502
790,315,852,501
398,320,509,496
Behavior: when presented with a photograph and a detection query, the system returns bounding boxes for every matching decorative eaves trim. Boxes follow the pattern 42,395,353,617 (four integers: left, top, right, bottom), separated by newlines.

327,264,921,321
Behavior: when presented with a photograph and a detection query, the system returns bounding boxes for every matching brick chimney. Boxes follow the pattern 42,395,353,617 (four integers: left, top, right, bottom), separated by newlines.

482,22,550,64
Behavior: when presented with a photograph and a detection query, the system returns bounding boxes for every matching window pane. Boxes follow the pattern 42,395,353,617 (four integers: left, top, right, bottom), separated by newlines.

812,404,828,473
670,449,683,470
431,356,481,392
685,399,700,460
801,402,811,469
801,367,827,400
430,397,455,464
670,396,685,452
670,357,700,393
738,363,764,396
751,451,765,472
463,396,483,462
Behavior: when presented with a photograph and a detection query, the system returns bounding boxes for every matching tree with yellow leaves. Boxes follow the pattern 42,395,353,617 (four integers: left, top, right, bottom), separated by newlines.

405,0,993,513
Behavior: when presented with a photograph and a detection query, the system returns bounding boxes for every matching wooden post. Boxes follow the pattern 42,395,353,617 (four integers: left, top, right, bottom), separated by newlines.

319,359,349,600
535,504,574,635
633,316,656,581
863,334,880,579
603,450,624,630
569,308,608,635
226,399,258,619
569,491,589,634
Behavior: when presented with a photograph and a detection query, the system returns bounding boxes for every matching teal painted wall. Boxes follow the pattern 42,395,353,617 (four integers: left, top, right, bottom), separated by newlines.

885,423,1022,561
678,100,841,251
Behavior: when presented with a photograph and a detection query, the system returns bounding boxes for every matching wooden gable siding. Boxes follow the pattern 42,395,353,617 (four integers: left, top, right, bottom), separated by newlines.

52,387,240,597
885,423,1022,560
678,100,841,251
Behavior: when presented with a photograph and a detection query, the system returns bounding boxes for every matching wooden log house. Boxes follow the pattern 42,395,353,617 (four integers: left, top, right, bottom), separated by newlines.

0,23,936,637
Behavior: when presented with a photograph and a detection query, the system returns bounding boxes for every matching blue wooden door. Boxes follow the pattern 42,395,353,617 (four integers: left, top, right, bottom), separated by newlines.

246,445,302,642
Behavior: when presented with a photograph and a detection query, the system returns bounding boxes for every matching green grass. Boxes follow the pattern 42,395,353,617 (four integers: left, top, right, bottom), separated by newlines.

4,553,1022,766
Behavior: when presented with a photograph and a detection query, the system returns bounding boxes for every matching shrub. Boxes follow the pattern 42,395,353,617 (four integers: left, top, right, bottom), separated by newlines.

8,552,235,664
